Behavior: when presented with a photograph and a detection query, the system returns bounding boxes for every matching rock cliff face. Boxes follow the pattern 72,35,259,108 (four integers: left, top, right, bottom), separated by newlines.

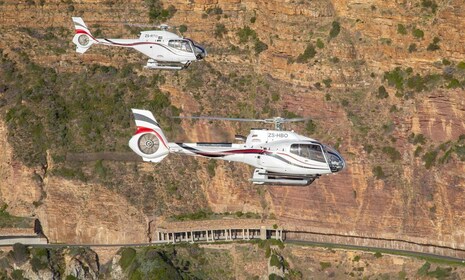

0,0,465,255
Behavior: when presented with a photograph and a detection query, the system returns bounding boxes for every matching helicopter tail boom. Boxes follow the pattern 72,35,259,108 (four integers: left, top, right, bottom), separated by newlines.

129,109,170,163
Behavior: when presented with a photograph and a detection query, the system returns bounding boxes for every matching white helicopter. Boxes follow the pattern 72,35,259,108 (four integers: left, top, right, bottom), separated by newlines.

71,17,206,70
129,109,345,186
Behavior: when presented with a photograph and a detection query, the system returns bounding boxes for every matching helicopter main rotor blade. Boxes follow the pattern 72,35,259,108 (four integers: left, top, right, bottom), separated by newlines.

173,116,266,122
280,117,313,123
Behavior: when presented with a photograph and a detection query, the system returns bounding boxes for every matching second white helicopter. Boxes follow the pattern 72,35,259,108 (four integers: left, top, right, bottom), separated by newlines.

129,109,345,186
71,17,206,70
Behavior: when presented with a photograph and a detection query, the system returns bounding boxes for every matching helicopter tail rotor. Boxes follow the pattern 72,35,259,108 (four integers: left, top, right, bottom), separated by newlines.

71,17,98,54
129,109,170,163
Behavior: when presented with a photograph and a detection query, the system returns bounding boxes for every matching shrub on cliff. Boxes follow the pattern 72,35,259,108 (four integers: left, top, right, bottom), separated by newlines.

178,25,187,33
146,0,176,22
412,28,424,39
254,40,268,55
397,24,407,35
421,0,438,13
376,86,389,99
372,166,385,179
329,21,341,39
382,146,401,161
422,150,437,169
214,23,227,38
237,26,257,43
12,243,29,265
296,43,316,63
427,37,441,51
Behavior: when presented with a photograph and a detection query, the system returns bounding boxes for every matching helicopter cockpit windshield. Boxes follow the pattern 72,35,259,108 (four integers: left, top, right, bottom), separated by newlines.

290,144,326,163
168,40,193,52
323,145,345,172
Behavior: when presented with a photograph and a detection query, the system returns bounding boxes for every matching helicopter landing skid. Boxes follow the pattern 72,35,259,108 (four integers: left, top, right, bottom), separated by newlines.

145,59,185,70
250,169,318,186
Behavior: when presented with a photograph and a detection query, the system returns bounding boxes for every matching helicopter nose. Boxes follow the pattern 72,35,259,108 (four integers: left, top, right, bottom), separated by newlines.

194,45,206,60
324,146,345,173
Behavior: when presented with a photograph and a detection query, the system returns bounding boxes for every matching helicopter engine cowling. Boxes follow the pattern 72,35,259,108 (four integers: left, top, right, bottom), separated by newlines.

129,130,169,163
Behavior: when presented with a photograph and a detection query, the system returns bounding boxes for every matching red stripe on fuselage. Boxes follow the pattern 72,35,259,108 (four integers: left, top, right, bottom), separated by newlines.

75,29,97,41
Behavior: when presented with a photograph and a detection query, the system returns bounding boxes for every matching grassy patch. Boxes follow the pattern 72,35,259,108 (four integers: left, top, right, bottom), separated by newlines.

0,207,32,228
119,248,136,270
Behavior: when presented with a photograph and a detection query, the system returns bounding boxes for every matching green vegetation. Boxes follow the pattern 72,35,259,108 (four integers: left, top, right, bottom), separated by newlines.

412,28,424,39
457,61,465,70
383,67,451,94
408,43,417,53
289,241,465,266
206,6,223,15
119,248,136,270
254,40,268,55
0,51,180,169
214,23,227,38
372,166,385,179
320,261,331,270
12,243,29,265
305,120,316,134
237,26,257,43
382,146,401,161
296,43,316,63
384,67,404,90
414,146,424,157
206,160,217,177
250,16,256,23
422,150,437,169
411,133,426,145
427,37,441,51
374,251,383,258
178,25,187,33
146,0,176,22
5,105,46,166
376,86,389,99
11,270,26,280
353,255,361,262
171,209,212,221
316,38,324,49
329,21,341,39
94,160,107,179
269,274,283,280
30,248,49,272
323,78,332,88
417,262,431,276
170,210,260,221
0,204,32,228
397,24,407,35
270,254,281,268
421,0,438,13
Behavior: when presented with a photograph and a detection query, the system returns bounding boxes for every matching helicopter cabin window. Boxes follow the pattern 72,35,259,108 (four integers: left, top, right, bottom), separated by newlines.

168,40,193,52
290,144,326,163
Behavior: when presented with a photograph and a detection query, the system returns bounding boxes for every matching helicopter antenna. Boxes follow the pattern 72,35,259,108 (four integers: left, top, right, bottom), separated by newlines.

173,116,311,131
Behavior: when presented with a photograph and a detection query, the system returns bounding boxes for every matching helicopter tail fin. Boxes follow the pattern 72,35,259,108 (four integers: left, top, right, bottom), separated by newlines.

128,109,170,163
71,17,97,54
